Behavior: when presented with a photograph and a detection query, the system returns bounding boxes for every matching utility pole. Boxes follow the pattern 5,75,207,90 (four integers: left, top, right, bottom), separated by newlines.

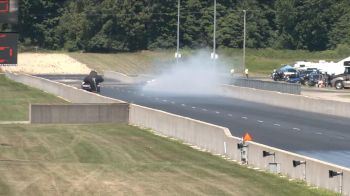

176,0,181,64
243,10,246,74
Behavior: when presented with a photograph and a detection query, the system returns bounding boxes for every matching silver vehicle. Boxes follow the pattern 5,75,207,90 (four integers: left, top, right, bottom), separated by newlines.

330,67,350,89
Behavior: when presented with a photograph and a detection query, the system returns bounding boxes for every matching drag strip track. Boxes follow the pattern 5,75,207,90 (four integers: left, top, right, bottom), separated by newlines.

100,84,350,168
37,75,350,168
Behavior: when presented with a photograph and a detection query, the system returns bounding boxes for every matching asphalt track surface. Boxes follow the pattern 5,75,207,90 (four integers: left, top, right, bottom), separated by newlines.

39,75,350,168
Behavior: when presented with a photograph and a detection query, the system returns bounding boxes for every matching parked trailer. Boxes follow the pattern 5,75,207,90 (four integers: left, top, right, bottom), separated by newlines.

293,56,350,75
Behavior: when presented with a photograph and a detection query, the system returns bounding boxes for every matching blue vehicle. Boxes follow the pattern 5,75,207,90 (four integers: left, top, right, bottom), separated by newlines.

286,72,301,83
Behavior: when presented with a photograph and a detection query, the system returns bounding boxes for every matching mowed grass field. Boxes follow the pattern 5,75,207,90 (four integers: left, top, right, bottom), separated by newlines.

69,47,350,76
69,51,174,75
0,124,335,196
0,74,66,121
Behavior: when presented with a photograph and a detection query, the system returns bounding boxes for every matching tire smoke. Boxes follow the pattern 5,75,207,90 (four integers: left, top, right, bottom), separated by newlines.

143,51,229,96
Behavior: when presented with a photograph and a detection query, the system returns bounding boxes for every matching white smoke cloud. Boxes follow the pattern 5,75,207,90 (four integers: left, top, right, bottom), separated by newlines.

143,50,230,96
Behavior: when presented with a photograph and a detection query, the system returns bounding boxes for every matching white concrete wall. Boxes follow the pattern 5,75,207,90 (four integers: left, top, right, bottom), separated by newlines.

221,85,350,118
104,71,152,84
30,103,129,124
130,103,350,195
6,72,124,103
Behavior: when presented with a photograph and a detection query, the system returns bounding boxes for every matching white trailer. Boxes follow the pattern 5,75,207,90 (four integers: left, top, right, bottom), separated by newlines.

293,56,350,75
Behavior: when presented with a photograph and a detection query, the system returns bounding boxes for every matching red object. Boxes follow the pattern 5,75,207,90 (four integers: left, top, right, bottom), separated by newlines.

0,0,9,13
0,46,12,63
0,46,9,50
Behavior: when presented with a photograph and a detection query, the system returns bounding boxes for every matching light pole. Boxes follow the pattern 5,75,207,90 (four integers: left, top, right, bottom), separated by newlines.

175,0,181,64
243,10,246,74
212,0,217,65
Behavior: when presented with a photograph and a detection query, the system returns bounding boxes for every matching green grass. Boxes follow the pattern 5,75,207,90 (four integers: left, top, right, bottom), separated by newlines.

0,124,336,195
69,51,174,75
0,74,66,121
68,46,350,76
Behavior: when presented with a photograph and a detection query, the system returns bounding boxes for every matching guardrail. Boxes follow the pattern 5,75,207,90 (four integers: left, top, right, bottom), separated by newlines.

232,78,301,95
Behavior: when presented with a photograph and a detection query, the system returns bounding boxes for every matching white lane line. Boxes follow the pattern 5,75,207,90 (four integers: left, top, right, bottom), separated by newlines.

215,111,220,114
228,114,233,117
181,104,186,107
192,106,196,109
171,101,175,104
335,136,345,140
241,117,248,120
315,132,323,135
257,120,264,123
162,100,167,102
293,128,301,131
202,109,208,111
273,124,281,127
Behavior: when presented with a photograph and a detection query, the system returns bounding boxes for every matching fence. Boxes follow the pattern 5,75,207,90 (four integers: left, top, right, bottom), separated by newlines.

232,78,301,95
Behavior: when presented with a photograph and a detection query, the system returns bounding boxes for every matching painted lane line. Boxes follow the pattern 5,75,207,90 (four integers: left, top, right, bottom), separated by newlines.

315,132,323,135
257,120,264,123
335,136,345,140
181,104,186,107
241,117,248,120
215,111,220,114
171,101,175,104
162,100,168,102
273,124,281,127
292,128,301,131
192,106,196,109
228,114,233,117
202,109,208,111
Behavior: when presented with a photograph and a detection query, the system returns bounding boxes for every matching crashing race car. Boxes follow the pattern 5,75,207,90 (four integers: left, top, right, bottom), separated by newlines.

81,71,104,93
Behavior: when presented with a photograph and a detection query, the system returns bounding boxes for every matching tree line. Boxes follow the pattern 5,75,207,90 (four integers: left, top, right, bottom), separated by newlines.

13,0,350,52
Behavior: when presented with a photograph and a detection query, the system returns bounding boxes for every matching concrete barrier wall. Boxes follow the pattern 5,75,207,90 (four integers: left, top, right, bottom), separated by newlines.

104,71,152,84
6,72,124,104
221,85,350,118
31,103,129,124
232,78,301,95
129,104,242,160
129,104,349,195
247,142,350,194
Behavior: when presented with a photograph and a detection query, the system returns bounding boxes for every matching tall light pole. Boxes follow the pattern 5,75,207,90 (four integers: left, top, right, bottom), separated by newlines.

243,10,246,74
176,0,181,64
212,0,217,65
